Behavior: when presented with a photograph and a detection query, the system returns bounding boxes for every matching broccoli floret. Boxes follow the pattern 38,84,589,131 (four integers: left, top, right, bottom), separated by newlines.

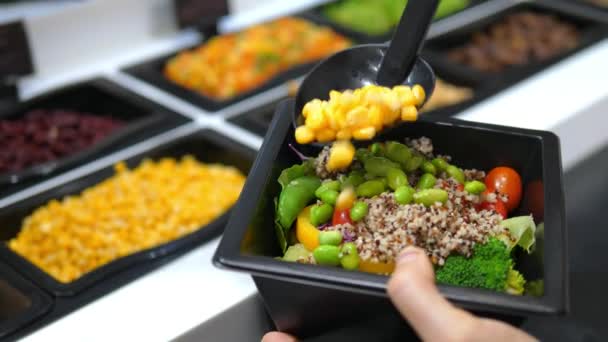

506,267,526,295
436,237,525,293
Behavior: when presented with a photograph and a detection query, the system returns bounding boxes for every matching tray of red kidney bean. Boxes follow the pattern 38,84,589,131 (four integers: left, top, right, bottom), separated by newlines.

0,78,188,189
0,109,124,174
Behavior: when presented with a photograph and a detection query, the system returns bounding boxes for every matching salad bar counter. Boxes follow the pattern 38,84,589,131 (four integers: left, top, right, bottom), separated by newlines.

1,0,607,341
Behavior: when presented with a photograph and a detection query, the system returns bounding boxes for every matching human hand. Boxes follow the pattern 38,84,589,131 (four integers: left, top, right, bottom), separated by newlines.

262,246,537,342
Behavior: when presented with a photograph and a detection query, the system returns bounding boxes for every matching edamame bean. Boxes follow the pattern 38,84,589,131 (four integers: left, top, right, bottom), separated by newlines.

370,142,384,155
310,203,334,226
341,242,358,256
340,171,365,190
394,185,415,204
413,189,448,206
313,245,341,266
431,158,449,172
318,189,339,205
385,142,412,165
387,168,408,191
356,180,386,197
318,230,343,246
364,157,400,177
350,201,369,222
417,173,437,190
340,242,360,270
355,149,373,163
421,161,437,175
464,180,486,194
446,165,465,184
404,155,423,172
315,180,341,198
341,254,360,270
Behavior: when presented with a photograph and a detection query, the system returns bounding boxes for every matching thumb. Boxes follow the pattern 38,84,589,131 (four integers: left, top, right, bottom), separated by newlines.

387,247,476,341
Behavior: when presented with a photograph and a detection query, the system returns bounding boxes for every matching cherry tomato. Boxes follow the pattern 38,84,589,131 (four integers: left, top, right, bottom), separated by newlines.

477,201,508,219
524,180,544,220
485,167,522,212
332,208,353,226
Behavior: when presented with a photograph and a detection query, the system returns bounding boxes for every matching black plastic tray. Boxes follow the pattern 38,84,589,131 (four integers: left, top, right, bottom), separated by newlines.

0,129,254,297
302,0,488,44
123,16,356,113
0,263,52,340
228,98,287,137
422,0,608,86
0,78,191,194
214,98,567,337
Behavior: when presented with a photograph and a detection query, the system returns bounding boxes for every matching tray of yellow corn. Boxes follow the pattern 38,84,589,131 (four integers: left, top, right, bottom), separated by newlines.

0,129,254,296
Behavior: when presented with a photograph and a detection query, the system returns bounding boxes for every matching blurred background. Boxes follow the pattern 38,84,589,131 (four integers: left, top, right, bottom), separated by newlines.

0,0,607,341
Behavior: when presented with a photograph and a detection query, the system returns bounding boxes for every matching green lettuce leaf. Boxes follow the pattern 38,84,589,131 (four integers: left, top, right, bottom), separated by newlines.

278,160,314,189
498,215,536,253
282,243,312,262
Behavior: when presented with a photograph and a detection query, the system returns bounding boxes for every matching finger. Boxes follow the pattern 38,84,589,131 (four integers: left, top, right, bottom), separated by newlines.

387,247,476,341
261,331,298,342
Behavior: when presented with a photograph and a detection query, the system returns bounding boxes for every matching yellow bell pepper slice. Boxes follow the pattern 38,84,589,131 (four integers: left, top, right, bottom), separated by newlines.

296,206,320,252
359,259,396,275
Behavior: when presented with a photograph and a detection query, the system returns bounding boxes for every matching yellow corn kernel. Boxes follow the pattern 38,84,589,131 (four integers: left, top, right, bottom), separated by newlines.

346,106,368,128
336,129,352,140
412,84,426,106
295,125,315,144
352,126,376,140
394,86,415,107
316,128,337,143
326,140,355,172
329,90,342,102
302,99,323,119
335,186,356,210
381,91,401,112
401,105,418,121
305,108,327,131
368,106,383,131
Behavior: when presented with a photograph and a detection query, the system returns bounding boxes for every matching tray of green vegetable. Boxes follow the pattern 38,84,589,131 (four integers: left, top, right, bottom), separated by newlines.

303,0,481,43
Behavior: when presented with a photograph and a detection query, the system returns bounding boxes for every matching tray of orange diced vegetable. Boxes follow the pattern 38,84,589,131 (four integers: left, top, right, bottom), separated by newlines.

124,17,353,112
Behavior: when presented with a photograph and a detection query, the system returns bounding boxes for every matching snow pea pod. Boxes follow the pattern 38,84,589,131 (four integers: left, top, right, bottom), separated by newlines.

278,176,321,230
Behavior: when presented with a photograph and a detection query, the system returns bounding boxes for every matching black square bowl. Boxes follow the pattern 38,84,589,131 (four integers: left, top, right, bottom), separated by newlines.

123,16,356,113
0,78,190,195
214,99,568,337
422,0,608,86
0,129,255,297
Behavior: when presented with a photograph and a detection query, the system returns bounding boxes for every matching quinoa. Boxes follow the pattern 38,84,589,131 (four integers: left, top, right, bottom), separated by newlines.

406,136,434,158
314,146,333,179
317,138,511,266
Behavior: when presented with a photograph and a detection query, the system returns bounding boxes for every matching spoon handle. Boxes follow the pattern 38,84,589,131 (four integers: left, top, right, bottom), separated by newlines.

376,0,439,86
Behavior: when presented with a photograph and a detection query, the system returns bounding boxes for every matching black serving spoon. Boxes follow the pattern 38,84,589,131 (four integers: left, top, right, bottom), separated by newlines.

294,0,439,126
